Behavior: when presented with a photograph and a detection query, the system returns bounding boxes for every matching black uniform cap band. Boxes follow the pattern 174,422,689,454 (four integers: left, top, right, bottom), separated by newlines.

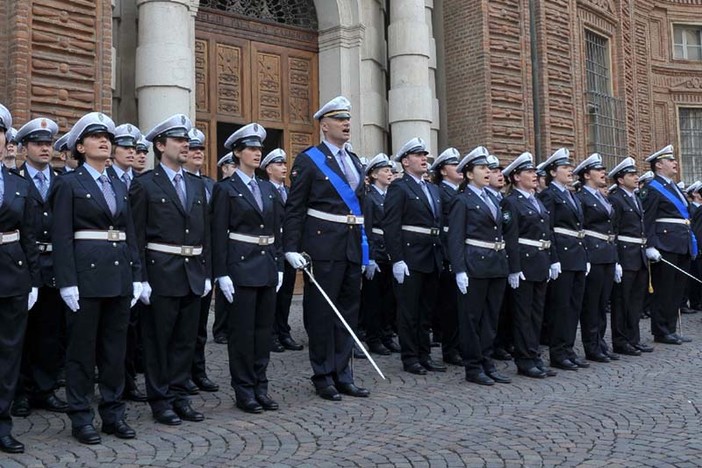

233,136,264,149
21,130,54,144
156,128,190,140
81,123,113,140
114,136,138,148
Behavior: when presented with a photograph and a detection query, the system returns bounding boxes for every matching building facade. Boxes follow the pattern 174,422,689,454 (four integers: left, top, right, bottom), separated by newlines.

1,0,701,181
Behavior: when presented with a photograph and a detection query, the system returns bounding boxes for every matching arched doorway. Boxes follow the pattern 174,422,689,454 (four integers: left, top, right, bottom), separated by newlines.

195,0,319,178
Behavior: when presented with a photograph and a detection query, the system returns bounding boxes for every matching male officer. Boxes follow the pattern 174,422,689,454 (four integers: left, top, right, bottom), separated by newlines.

218,152,237,179
133,137,150,175
641,145,695,345
261,148,304,353
384,137,446,375
12,118,68,417
283,96,369,401
609,157,653,355
130,114,212,425
3,127,18,169
183,128,219,394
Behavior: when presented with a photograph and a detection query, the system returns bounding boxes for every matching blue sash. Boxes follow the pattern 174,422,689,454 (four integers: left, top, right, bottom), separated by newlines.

649,179,698,256
304,146,369,265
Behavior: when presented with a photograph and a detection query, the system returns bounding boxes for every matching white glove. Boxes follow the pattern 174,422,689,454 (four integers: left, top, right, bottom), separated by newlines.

60,286,80,312
28,287,38,310
586,262,591,276
285,252,309,269
217,276,235,303
203,279,212,297
646,247,662,262
276,272,284,292
614,263,623,284
364,260,380,280
131,282,143,308
139,281,152,305
549,262,561,281
508,272,525,290
455,272,469,295
392,261,410,284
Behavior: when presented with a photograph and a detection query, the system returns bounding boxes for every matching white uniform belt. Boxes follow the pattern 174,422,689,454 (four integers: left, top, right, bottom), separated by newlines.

74,230,126,241
518,238,551,250
307,208,363,225
402,225,441,236
146,242,203,256
553,227,586,239
0,230,20,245
617,235,647,245
371,228,384,235
655,218,690,225
583,229,616,242
37,242,52,253
464,238,506,251
228,232,275,246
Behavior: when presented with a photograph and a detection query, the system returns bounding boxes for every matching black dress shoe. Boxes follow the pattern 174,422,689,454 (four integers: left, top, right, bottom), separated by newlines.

493,348,513,361
153,409,182,426
604,350,620,360
174,403,204,422
30,393,69,413
586,353,611,363
368,342,392,356
280,336,304,351
551,359,578,371
72,424,102,445
316,385,342,401
353,345,367,359
214,335,228,344
102,419,136,439
537,366,558,377
255,394,279,411
236,398,264,414
184,379,200,395
420,359,447,372
382,339,402,353
124,387,148,402
271,337,285,353
0,434,24,454
570,356,590,368
680,307,698,314
10,396,31,417
634,343,654,353
672,333,692,343
443,354,464,366
654,334,683,345
465,372,495,386
486,371,512,384
403,363,427,375
194,376,219,392
337,383,370,398
613,344,641,356
518,367,547,379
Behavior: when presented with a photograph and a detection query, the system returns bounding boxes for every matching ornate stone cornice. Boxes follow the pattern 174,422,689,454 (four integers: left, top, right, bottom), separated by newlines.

318,24,366,52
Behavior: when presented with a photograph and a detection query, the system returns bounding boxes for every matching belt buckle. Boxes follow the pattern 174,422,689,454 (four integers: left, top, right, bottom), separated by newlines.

258,236,270,246
0,233,3,244
107,230,121,241
430,228,440,236
346,215,357,224
495,241,505,251
578,231,586,239
685,219,691,225
607,235,615,242
37,243,46,252
539,240,548,250
181,245,194,256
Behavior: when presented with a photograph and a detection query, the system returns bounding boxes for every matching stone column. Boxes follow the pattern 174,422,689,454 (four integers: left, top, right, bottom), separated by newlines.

425,0,440,156
388,0,433,154
135,0,197,167
360,0,388,157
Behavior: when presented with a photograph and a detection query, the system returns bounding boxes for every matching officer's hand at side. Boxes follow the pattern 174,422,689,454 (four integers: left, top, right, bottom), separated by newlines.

508,272,525,289
285,252,309,269
364,260,380,280
217,276,235,303
131,282,143,308
614,263,623,283
203,279,212,297
586,262,591,276
28,287,38,311
139,281,152,305
549,262,561,281
276,272,284,292
392,261,410,284
646,247,662,262
60,286,80,312
455,272,469,294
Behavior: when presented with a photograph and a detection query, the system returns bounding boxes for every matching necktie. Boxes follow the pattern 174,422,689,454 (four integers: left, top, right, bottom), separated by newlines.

567,190,579,212
337,150,359,190
249,179,263,211
98,175,117,216
596,191,612,215
0,177,4,206
420,180,436,217
122,172,131,190
529,195,540,213
173,173,187,209
481,190,497,220
277,185,287,204
35,172,48,201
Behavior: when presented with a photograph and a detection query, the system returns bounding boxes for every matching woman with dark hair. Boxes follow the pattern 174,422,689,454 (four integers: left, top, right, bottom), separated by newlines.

52,112,142,445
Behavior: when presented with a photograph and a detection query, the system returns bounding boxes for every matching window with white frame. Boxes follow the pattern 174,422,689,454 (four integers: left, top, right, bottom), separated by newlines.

673,25,702,61
679,108,702,182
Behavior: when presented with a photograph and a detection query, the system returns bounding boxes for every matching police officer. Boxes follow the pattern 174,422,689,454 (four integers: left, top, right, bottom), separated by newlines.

283,96,369,401
429,148,463,366
3,127,18,169
573,153,620,363
0,105,40,454
183,128,219,394
384,137,446,375
53,133,76,173
537,148,590,371
501,152,557,378
609,157,653,355
52,112,142,444
448,147,510,386
641,145,695,345
12,118,68,417
130,114,211,426
133,137,150,175
217,152,237,179
686,181,702,314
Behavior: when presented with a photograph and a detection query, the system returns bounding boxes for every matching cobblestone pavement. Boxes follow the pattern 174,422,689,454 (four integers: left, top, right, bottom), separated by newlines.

5,298,702,467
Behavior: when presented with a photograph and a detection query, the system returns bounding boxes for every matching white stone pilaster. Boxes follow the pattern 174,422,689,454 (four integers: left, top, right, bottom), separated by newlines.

425,0,440,156
360,0,388,158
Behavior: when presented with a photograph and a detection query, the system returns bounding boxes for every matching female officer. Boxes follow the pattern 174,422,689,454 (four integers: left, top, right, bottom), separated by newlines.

52,112,142,445
212,123,283,414
448,146,510,386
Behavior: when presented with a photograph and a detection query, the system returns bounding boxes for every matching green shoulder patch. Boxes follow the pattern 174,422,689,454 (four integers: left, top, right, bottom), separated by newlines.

638,187,648,200
502,210,512,224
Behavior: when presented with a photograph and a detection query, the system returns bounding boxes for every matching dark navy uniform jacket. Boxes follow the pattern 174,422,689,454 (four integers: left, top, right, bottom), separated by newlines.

383,173,443,273
538,183,588,272
610,188,647,271
447,185,508,279
129,165,210,297
437,181,458,266
641,175,694,256
502,189,553,282
212,171,282,288
364,186,390,263
576,187,618,265
283,143,365,263
51,166,140,297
